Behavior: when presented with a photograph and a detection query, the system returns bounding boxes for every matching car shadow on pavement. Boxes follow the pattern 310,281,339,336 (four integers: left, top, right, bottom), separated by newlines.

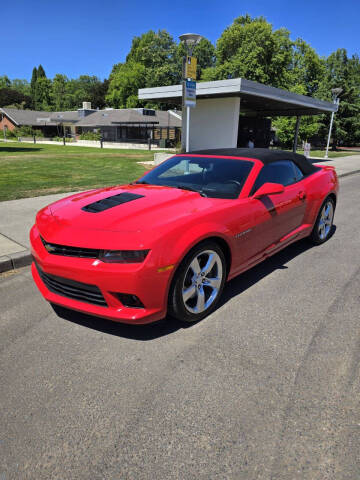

220,228,336,306
51,303,184,341
52,227,336,341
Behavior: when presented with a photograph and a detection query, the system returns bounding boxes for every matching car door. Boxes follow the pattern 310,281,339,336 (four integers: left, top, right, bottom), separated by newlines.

247,160,307,252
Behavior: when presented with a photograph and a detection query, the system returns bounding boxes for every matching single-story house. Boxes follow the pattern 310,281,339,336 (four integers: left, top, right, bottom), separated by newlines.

0,103,182,146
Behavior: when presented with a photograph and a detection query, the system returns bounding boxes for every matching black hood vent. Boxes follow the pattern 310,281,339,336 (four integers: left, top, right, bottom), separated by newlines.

82,192,144,213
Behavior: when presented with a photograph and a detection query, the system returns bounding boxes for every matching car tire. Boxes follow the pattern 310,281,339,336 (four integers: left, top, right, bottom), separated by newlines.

309,196,335,245
168,241,227,323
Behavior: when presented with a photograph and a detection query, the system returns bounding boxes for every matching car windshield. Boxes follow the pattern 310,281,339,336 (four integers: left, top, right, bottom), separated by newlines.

135,156,254,199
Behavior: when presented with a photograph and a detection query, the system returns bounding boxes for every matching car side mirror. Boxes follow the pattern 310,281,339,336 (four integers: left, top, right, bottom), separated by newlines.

253,182,285,199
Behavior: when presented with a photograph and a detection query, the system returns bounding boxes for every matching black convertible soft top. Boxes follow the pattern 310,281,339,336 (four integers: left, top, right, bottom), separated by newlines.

188,148,318,175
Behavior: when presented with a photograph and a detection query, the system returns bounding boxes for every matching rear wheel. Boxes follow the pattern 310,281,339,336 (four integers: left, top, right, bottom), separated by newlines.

168,241,227,323
309,197,335,244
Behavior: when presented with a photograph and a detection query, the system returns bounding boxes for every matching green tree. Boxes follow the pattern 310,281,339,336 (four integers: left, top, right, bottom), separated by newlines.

0,88,32,108
126,30,177,69
317,49,360,147
65,75,106,109
107,29,216,109
201,14,293,88
37,64,46,78
290,39,325,96
51,74,69,110
35,77,52,110
11,79,31,96
30,67,38,108
272,84,321,148
0,75,11,88
106,62,146,108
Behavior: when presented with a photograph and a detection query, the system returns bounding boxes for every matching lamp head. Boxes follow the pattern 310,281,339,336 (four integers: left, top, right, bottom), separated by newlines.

331,87,343,98
179,33,203,53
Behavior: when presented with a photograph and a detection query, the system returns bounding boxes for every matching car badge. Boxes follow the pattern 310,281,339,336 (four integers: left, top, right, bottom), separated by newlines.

45,243,56,252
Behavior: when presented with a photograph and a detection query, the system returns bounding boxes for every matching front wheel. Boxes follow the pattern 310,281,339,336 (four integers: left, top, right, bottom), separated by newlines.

168,241,227,323
309,196,335,244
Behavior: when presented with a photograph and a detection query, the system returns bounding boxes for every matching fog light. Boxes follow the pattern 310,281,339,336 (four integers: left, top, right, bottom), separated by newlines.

116,293,144,308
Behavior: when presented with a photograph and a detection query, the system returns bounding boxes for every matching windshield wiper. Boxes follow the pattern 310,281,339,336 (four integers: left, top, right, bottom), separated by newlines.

173,184,207,197
132,180,150,185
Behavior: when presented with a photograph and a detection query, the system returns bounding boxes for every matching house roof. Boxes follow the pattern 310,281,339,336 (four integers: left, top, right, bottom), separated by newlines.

139,78,337,116
75,108,182,128
0,108,80,126
0,107,181,128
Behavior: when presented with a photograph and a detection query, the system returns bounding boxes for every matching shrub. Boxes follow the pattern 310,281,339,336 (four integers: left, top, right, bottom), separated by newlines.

1,128,16,138
52,136,73,142
13,126,44,137
79,131,101,141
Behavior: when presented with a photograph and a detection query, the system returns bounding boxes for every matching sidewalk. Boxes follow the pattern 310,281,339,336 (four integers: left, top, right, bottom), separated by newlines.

1,155,359,273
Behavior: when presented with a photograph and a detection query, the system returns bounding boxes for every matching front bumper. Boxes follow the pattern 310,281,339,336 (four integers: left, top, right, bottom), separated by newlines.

30,225,172,324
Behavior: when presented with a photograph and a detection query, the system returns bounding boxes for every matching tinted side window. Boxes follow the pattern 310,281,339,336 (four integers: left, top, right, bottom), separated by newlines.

292,162,304,182
252,160,300,193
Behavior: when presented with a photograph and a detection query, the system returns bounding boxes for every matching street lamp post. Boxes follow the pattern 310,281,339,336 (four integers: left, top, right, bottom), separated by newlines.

324,87,343,159
1,111,7,142
179,33,202,152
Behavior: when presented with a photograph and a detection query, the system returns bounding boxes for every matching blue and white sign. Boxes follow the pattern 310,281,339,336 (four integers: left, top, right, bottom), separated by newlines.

185,80,196,108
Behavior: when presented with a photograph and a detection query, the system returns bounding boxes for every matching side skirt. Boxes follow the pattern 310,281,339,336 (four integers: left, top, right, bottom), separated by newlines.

227,224,313,281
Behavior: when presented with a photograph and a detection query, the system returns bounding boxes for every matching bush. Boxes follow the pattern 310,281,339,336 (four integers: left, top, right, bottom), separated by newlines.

1,128,16,138
52,136,73,143
79,131,101,141
13,126,44,137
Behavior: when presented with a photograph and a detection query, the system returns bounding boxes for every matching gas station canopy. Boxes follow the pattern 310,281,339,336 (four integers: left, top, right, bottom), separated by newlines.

139,78,336,151
139,78,336,116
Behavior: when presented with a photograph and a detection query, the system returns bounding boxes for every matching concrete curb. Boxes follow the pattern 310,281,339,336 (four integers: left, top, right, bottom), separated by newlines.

338,169,360,178
0,251,32,273
0,169,359,275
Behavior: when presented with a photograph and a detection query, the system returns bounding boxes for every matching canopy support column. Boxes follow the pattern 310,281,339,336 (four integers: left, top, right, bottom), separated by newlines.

293,116,301,153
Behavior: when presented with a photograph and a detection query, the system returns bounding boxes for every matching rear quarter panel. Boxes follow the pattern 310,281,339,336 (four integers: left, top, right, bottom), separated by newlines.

303,166,338,225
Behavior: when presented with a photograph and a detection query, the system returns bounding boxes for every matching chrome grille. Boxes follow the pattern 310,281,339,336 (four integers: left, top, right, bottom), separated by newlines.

41,237,100,259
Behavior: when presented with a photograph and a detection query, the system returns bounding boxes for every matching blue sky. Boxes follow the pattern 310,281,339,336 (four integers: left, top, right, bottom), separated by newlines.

3,0,358,81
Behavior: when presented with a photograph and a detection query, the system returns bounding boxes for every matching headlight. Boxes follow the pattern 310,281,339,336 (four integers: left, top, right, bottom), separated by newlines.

99,249,150,263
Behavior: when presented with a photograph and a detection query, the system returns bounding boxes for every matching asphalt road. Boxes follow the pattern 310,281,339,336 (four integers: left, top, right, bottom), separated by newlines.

1,174,359,480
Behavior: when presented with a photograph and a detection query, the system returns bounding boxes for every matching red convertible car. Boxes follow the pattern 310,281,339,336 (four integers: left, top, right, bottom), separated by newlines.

30,148,338,324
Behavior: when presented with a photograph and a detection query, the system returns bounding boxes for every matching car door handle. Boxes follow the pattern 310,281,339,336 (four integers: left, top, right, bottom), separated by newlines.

298,191,306,200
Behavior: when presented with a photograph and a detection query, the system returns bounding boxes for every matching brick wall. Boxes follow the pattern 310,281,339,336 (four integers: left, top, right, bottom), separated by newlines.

0,114,16,131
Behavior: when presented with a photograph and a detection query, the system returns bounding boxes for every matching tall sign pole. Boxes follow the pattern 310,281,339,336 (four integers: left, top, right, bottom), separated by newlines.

179,34,202,152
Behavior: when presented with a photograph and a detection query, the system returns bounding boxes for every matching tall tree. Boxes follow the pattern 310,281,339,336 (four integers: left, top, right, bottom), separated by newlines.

0,88,32,108
37,65,46,78
126,30,177,69
107,29,216,109
106,62,146,108
65,75,105,109
290,39,325,96
317,49,360,147
30,67,38,109
201,14,293,88
0,76,11,88
51,74,68,110
11,79,31,96
35,77,52,110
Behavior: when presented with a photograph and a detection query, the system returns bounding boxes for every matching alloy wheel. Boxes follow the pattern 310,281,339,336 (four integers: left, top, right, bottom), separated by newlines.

182,250,223,314
318,200,334,240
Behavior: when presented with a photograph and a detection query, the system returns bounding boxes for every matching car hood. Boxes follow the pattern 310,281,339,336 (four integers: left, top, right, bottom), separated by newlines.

43,184,223,234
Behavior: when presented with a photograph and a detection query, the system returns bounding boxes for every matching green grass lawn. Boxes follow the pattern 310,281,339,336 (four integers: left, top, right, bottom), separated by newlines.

304,150,356,159
0,141,356,202
0,141,162,201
